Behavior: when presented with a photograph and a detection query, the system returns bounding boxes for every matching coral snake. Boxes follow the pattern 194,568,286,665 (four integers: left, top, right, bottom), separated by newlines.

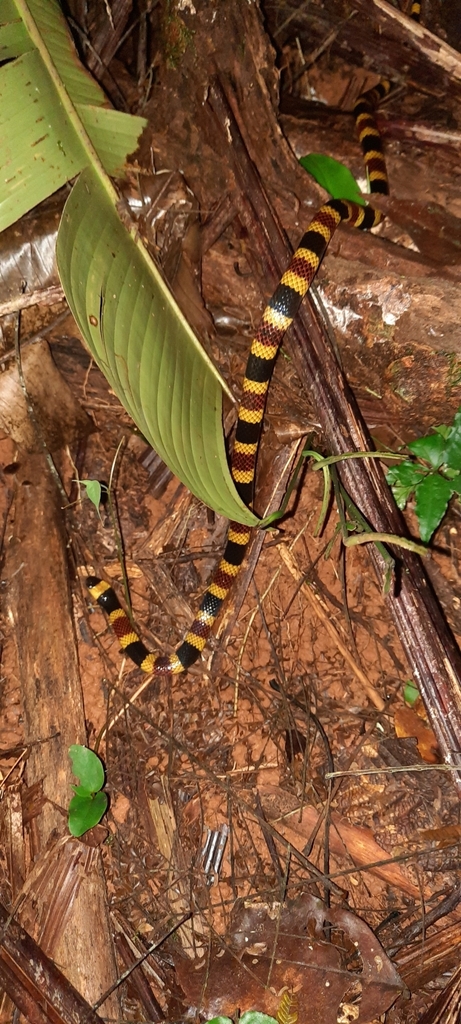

87,1,421,675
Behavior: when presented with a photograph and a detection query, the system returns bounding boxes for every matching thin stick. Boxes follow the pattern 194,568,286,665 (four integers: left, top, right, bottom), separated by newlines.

326,763,461,779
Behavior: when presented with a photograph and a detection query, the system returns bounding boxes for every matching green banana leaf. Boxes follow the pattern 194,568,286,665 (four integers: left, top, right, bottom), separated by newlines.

0,0,259,525
0,0,147,229
57,167,258,519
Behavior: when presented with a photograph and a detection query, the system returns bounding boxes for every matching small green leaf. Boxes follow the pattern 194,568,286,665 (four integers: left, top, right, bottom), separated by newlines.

206,1018,233,1024
403,680,419,705
433,424,451,439
451,408,461,431
239,1015,278,1024
71,783,93,798
386,460,427,510
449,471,461,493
81,478,103,510
414,473,454,542
299,153,365,204
69,745,105,793
57,166,258,526
407,432,446,469
68,791,108,837
386,461,425,486
443,422,461,471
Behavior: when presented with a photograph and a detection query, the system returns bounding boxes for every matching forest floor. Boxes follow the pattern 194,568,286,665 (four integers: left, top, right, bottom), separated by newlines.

1,1,461,1023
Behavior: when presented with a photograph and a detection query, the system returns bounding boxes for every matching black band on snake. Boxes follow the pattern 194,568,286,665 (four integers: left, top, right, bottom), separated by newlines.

87,11,419,675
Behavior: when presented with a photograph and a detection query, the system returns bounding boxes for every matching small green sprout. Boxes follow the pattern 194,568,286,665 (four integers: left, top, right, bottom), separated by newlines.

68,745,108,837
387,407,461,542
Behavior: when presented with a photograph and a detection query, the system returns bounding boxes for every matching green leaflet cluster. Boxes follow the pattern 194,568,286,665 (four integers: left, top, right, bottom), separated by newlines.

387,407,461,542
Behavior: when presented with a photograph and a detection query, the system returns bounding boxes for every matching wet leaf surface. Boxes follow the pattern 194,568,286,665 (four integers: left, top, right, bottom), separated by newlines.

175,895,403,1024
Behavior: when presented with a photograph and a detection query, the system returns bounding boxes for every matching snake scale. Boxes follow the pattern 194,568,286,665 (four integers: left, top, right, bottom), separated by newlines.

87,1,421,675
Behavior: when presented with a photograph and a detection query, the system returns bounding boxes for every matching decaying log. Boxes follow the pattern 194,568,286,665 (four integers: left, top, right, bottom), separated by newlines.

3,453,119,1017
0,340,91,451
0,899,104,1024
276,0,461,99
355,0,461,90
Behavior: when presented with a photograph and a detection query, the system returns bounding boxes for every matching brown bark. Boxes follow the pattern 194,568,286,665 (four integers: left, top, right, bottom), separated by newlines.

3,454,119,1018
0,900,104,1024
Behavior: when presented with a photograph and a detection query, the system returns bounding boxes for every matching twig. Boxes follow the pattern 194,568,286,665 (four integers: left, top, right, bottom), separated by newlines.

0,284,64,317
326,763,461,779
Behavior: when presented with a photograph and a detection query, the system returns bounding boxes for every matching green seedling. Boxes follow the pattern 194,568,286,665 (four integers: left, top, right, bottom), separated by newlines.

68,745,108,837
403,680,420,706
208,1014,277,1024
386,407,461,542
80,478,105,514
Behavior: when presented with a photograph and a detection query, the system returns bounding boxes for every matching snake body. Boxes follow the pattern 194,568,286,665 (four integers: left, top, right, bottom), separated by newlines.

87,24,416,675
